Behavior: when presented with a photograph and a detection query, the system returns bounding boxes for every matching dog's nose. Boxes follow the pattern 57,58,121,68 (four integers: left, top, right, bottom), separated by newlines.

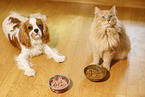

34,29,39,33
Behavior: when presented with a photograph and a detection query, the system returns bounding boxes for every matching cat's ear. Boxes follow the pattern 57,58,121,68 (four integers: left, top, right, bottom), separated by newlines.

95,7,101,15
110,6,117,14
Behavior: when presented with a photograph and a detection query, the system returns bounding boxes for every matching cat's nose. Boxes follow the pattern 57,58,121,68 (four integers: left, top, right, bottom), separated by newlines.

107,19,110,22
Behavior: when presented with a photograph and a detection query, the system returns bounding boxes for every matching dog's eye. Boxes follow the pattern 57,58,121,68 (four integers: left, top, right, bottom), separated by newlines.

28,26,32,30
38,24,42,28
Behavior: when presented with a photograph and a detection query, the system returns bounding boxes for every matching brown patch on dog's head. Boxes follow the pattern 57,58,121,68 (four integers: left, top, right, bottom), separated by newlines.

8,34,21,50
36,19,50,44
9,17,21,30
19,20,32,48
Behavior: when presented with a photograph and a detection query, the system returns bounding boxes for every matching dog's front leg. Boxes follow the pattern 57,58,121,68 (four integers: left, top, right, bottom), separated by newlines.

43,44,66,63
15,53,35,76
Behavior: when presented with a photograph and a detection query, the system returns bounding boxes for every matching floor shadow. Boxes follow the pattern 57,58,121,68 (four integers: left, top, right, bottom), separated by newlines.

93,60,119,82
101,71,110,82
99,59,127,82
68,78,73,91
99,59,119,67
110,60,119,68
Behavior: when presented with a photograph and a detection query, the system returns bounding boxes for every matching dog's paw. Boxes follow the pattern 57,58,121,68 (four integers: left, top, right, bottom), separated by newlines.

24,69,36,76
30,63,34,67
54,56,66,63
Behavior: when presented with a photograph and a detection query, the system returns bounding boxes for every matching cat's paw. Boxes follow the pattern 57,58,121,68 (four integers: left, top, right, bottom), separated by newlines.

24,69,35,76
90,62,98,65
103,65,110,71
54,56,66,63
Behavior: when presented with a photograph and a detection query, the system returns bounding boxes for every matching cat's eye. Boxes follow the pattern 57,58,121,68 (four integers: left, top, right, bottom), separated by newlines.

28,26,33,30
102,16,105,19
110,15,113,18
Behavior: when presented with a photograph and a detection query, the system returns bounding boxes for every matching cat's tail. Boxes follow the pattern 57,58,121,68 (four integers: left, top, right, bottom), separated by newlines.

125,21,145,68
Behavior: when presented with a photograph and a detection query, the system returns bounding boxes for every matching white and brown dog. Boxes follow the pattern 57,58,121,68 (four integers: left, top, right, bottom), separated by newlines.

2,12,66,76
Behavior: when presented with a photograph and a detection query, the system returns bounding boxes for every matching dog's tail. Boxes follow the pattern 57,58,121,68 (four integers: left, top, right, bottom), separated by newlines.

29,13,47,22
2,12,28,39
9,11,21,17
9,12,28,22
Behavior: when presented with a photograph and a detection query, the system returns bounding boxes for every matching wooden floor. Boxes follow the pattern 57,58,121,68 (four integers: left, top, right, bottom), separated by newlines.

0,0,145,97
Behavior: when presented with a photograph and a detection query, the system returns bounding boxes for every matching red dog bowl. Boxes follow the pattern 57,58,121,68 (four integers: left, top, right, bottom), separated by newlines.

48,74,70,93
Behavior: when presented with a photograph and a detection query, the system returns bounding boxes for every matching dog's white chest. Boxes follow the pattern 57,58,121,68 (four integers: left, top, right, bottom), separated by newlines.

28,39,44,57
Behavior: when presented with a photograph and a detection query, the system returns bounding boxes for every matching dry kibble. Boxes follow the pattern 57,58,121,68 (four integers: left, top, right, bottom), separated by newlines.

86,69,104,79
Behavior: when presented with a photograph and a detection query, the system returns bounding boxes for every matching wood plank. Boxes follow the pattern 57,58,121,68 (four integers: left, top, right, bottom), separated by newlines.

46,0,145,8
0,0,145,97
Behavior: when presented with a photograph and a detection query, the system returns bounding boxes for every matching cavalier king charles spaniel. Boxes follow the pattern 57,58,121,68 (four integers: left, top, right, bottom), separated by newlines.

2,12,66,76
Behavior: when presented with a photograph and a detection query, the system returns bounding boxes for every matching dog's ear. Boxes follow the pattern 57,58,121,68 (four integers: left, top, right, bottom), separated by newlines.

18,21,31,48
42,22,50,44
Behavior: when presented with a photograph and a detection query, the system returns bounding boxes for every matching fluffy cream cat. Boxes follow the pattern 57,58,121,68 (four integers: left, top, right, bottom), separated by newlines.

90,6,130,71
